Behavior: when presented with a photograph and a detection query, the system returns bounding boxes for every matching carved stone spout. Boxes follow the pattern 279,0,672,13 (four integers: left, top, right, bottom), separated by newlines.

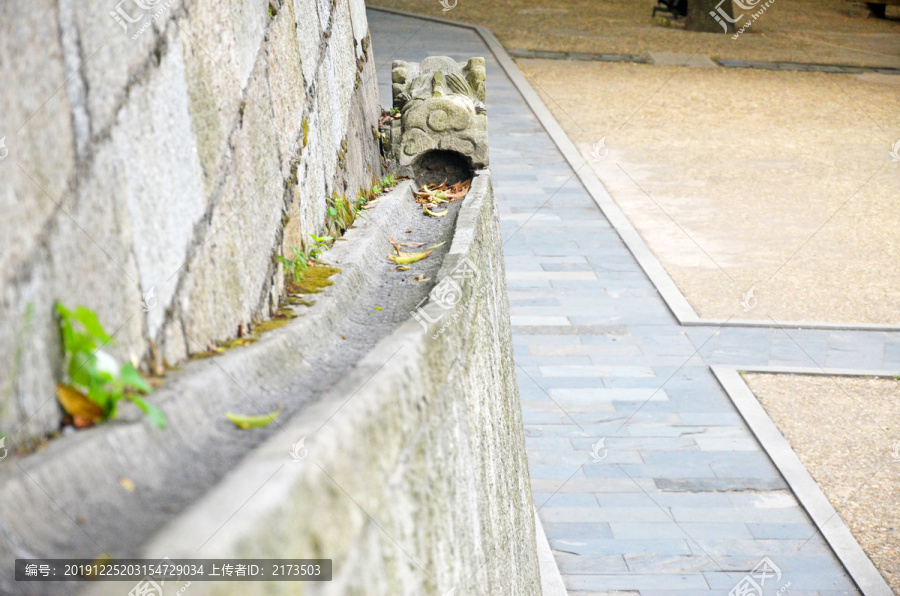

382,56,488,184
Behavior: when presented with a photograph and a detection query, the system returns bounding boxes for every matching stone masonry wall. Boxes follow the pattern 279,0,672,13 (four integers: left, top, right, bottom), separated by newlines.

0,0,382,443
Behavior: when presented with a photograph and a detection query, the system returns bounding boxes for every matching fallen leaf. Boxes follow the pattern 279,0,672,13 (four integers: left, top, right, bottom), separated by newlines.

427,241,446,250
401,242,425,248
119,477,136,492
225,407,282,430
424,206,448,217
413,275,431,282
374,307,383,311
405,229,412,233
395,265,410,271
56,384,104,425
389,249,433,265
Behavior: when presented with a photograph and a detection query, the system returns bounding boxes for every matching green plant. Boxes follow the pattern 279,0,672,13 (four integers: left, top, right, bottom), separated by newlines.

309,234,333,259
390,107,400,116
277,246,310,281
380,174,398,189
56,303,165,428
325,192,356,235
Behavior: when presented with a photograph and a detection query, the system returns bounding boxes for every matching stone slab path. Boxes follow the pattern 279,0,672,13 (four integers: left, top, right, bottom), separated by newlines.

369,9,896,595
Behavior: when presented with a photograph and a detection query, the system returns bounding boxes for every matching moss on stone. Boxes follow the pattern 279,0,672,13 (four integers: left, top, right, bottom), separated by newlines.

285,296,315,307
252,310,297,334
302,118,309,148
287,265,340,295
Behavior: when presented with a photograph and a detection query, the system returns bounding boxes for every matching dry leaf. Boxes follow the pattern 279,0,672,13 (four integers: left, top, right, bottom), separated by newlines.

389,250,433,265
56,384,104,425
226,407,282,429
413,275,431,282
423,206,448,217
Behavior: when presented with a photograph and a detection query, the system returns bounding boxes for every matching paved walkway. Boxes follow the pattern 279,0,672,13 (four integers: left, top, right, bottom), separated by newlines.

369,10,895,594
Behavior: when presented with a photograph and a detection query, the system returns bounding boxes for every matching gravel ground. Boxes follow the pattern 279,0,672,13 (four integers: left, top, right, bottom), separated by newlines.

743,373,900,592
517,59,900,324
367,0,900,68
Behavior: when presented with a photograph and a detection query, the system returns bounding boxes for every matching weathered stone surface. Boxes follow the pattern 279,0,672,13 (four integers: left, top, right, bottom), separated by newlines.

0,0,383,442
0,175,540,595
384,56,488,180
127,173,540,595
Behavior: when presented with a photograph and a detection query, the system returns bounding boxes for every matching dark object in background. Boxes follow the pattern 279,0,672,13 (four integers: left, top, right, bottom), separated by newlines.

653,0,688,18
866,2,887,17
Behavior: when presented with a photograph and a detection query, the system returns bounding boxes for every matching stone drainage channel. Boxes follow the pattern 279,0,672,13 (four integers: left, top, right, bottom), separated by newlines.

0,179,464,595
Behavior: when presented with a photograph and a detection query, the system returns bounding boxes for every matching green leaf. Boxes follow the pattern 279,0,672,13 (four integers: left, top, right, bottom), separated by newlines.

225,407,282,429
328,206,338,217
129,395,167,429
71,306,112,343
120,363,150,393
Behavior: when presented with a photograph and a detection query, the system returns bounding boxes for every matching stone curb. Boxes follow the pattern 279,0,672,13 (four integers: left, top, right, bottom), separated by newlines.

533,507,567,596
712,365,895,596
506,48,900,75
367,7,900,334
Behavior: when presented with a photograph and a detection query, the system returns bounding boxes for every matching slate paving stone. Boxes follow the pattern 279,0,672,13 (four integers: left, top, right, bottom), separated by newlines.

550,538,693,557
565,573,711,591
553,553,630,574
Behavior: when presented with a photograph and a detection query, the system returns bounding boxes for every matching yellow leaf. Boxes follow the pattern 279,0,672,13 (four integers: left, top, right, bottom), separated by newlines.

389,250,433,265
225,407,282,429
56,384,104,423
424,206,448,217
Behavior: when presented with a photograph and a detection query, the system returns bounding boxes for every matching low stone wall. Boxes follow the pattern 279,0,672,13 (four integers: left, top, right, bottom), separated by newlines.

106,172,542,595
0,0,381,443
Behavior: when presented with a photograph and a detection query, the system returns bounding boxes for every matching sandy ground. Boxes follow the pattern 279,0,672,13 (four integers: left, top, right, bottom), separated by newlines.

744,373,900,592
520,59,900,323
367,0,900,68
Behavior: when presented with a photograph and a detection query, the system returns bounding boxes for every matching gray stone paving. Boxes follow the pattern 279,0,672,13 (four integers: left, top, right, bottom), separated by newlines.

368,9,893,594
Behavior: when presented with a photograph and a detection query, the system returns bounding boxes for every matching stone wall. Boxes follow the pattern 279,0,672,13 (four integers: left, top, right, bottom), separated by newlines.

0,0,382,443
